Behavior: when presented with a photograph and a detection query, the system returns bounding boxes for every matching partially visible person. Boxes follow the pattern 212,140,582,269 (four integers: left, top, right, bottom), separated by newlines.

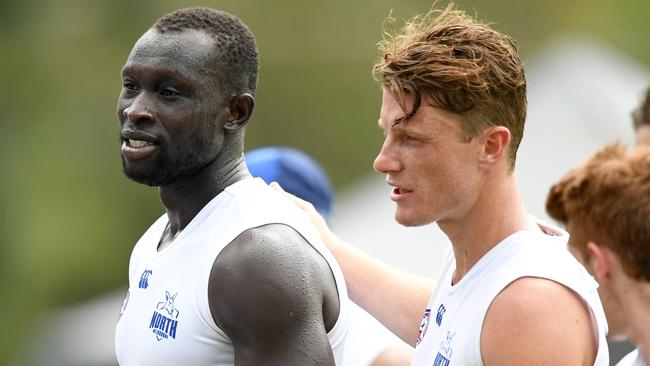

632,86,650,146
246,146,412,366
114,7,349,365
245,147,334,219
547,143,650,366
274,3,608,365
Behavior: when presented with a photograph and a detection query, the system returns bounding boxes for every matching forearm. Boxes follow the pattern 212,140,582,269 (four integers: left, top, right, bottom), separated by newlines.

327,232,434,344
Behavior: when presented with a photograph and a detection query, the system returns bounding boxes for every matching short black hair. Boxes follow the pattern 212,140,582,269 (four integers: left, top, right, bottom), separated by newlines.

633,86,650,130
154,7,259,96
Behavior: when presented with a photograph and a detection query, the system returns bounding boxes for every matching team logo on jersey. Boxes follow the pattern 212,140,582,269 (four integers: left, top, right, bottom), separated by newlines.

433,330,455,366
415,308,432,346
139,269,153,289
436,304,446,326
149,291,180,341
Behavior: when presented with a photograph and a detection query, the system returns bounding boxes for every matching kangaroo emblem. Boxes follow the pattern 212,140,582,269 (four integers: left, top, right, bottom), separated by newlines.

440,331,455,358
157,291,179,319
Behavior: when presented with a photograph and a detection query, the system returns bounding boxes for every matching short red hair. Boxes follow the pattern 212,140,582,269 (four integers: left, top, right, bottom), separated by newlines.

547,143,650,281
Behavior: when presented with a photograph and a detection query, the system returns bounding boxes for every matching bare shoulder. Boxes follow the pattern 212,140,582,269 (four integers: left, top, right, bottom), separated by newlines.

208,223,339,344
481,276,596,366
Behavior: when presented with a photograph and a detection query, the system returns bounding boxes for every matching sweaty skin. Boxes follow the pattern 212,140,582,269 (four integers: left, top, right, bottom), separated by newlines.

118,27,340,365
274,88,602,365
209,224,340,365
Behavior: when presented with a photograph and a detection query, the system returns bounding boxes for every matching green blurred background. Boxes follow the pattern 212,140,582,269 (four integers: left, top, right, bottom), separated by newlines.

1,0,648,363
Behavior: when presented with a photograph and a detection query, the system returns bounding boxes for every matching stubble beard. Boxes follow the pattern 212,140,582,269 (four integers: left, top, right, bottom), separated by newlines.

122,132,216,187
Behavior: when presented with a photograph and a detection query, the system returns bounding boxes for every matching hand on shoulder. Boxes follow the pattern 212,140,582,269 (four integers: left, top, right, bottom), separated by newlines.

270,182,339,248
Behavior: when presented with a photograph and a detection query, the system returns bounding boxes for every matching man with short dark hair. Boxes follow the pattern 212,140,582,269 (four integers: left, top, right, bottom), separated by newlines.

114,8,349,365
277,3,609,365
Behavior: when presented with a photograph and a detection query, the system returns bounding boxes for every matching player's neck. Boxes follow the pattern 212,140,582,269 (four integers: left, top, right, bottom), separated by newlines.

159,152,250,234
443,174,536,284
621,282,650,359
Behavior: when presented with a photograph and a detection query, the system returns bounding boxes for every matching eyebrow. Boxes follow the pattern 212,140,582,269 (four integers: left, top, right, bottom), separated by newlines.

377,117,404,129
380,121,422,143
121,64,195,83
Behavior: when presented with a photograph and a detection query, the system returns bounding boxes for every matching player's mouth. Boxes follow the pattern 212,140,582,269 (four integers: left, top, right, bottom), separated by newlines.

388,182,413,201
126,139,155,148
120,130,160,160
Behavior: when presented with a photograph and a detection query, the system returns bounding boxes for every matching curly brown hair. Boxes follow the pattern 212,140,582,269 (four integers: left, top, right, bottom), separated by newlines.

546,143,650,282
373,3,526,169
632,86,650,130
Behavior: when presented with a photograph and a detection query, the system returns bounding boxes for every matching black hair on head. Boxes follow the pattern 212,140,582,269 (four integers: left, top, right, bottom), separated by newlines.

154,7,259,96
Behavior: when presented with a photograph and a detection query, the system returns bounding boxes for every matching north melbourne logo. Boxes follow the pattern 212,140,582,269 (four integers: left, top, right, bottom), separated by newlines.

433,330,456,366
149,291,180,341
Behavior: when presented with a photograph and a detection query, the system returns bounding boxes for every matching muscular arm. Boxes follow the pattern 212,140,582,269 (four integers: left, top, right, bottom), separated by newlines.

208,224,340,366
481,277,597,366
271,183,434,345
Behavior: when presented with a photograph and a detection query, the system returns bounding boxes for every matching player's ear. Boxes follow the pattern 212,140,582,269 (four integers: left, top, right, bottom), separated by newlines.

478,126,511,166
586,241,613,284
224,93,254,131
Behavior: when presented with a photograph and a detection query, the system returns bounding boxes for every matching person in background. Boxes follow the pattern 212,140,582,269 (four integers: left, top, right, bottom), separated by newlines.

547,143,650,366
246,146,412,366
633,86,650,146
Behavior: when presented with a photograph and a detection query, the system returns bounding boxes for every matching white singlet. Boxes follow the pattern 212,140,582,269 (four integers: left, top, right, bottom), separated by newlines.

115,177,349,365
411,224,609,366
617,348,646,366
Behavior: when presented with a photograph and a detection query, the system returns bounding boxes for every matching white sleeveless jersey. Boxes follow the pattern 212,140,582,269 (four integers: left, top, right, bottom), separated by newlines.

617,348,646,366
411,225,609,366
115,178,349,366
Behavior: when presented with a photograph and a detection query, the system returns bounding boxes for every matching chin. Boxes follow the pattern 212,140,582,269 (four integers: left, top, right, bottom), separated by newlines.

394,211,432,227
123,170,162,187
122,161,167,187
